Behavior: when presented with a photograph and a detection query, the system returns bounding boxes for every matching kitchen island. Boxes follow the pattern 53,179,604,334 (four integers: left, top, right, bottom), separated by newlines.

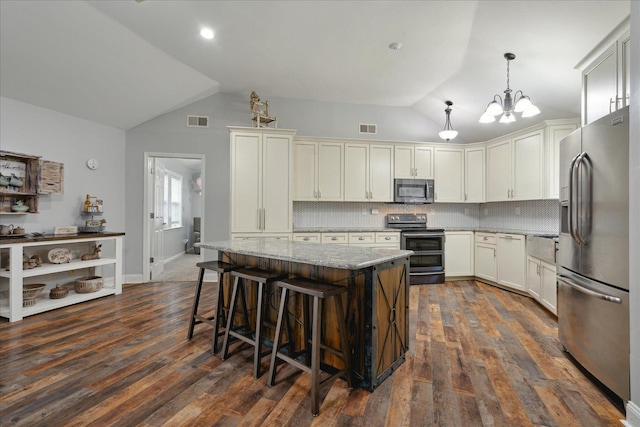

199,239,412,391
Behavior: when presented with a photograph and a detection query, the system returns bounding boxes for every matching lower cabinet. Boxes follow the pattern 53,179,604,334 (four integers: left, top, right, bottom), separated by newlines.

445,231,474,277
496,233,526,291
527,256,557,314
293,231,400,249
474,233,497,282
231,233,291,241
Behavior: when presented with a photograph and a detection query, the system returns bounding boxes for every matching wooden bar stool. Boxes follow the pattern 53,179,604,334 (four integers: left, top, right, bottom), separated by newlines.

221,267,287,378
267,277,352,416
187,260,240,354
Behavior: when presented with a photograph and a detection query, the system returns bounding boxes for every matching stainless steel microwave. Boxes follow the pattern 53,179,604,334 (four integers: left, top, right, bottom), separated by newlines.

394,179,434,204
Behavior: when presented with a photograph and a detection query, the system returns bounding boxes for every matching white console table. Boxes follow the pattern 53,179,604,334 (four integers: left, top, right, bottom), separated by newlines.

0,232,124,322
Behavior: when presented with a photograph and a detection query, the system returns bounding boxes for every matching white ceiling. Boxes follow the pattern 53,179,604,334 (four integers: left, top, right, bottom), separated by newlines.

0,0,630,142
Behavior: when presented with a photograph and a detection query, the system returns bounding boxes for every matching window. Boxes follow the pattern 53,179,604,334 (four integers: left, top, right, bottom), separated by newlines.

163,170,182,229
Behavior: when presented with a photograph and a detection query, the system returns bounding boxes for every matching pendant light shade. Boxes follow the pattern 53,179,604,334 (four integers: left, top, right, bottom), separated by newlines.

480,53,540,124
438,100,458,141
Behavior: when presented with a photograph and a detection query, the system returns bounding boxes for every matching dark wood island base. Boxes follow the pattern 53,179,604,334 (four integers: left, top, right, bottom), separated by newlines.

200,239,412,391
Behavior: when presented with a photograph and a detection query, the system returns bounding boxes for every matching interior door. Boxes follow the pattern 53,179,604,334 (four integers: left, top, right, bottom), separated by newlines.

150,159,166,280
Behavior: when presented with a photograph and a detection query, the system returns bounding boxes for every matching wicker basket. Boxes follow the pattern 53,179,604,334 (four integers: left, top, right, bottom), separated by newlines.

23,283,46,299
74,276,103,293
23,298,37,307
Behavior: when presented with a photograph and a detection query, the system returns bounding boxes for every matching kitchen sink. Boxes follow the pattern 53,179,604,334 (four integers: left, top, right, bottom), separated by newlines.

527,235,558,264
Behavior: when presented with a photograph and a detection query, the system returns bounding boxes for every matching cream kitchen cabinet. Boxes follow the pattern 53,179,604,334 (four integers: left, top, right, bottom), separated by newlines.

321,232,349,245
292,232,321,243
527,255,557,315
445,231,474,277
496,233,526,291
293,140,344,201
578,20,630,126
230,127,295,234
434,147,464,202
394,145,433,179
545,121,579,199
344,143,394,202
231,233,291,241
474,232,497,282
464,145,485,203
486,129,544,201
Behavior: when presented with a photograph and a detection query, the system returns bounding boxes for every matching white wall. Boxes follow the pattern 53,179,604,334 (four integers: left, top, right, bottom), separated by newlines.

0,97,126,235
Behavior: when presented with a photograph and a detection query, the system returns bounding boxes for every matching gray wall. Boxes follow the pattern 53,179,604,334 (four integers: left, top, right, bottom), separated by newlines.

124,92,455,276
0,97,126,236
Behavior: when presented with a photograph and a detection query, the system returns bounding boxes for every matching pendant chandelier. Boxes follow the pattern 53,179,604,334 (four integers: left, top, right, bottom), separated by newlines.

438,100,458,141
479,53,540,124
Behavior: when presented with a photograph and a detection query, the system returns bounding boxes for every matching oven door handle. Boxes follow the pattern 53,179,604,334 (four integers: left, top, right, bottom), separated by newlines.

402,232,445,238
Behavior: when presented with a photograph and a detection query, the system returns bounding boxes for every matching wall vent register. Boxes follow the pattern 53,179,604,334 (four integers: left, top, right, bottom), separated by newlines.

359,123,377,134
186,115,209,128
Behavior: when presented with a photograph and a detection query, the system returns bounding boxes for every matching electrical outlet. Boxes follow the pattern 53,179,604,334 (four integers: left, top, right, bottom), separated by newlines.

464,208,469,215
371,209,379,215
484,208,489,216
515,207,521,216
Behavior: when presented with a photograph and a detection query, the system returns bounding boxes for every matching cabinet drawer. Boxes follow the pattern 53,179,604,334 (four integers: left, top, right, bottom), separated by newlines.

475,232,496,244
348,232,375,244
375,232,400,244
293,233,321,243
322,233,348,244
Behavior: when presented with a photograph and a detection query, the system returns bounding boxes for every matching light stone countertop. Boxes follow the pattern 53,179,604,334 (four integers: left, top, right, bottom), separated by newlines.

199,239,412,270
293,227,398,233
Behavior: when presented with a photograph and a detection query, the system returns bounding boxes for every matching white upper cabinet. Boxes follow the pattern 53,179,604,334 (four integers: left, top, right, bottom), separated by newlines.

578,19,630,125
545,122,578,199
486,129,545,201
434,147,464,202
293,140,344,201
345,143,393,202
394,145,433,179
464,145,485,203
230,127,294,234
486,137,512,202
512,129,544,200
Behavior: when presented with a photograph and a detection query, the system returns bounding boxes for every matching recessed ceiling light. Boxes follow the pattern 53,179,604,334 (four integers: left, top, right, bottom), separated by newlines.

388,42,402,50
200,28,214,40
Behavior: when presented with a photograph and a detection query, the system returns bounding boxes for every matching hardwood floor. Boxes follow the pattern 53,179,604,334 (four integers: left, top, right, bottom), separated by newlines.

0,280,624,426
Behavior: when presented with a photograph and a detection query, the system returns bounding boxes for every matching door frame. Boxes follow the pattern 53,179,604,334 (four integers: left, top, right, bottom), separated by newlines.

142,152,205,282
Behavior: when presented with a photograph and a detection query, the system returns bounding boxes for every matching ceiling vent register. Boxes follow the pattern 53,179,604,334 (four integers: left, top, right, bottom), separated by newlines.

359,123,377,134
187,115,209,128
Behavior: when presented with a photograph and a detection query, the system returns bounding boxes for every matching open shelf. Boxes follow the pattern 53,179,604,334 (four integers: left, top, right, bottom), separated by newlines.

0,257,117,278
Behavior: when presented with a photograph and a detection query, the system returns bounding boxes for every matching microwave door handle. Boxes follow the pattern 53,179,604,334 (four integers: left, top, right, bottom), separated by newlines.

557,276,621,304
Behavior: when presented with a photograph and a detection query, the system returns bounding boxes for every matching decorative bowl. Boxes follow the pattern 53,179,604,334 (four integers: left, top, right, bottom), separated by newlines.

11,203,29,212
49,285,69,299
75,276,103,293
23,283,46,299
48,248,72,264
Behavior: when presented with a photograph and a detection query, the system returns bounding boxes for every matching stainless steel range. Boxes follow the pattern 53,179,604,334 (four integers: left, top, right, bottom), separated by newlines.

387,213,445,285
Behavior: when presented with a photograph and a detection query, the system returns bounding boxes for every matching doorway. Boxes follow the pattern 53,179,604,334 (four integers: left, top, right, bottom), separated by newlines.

142,152,205,282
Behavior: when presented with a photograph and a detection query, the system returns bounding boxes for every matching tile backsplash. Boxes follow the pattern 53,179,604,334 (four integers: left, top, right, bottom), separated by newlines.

293,199,559,233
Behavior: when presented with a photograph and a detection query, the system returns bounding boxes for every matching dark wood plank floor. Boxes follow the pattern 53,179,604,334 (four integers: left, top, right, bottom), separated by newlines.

0,280,623,426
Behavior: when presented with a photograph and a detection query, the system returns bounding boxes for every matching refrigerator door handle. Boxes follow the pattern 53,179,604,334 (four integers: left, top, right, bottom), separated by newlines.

573,152,588,245
557,275,622,304
568,153,581,244
579,153,593,243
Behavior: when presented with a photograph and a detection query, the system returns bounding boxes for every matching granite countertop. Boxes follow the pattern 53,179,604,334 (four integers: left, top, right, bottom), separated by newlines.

293,227,398,233
444,227,558,237
199,239,412,270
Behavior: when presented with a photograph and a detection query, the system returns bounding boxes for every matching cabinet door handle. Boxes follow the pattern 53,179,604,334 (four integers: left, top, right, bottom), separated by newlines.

318,190,321,198
331,237,338,241
385,236,391,240
303,237,309,241
493,249,496,258
358,237,365,240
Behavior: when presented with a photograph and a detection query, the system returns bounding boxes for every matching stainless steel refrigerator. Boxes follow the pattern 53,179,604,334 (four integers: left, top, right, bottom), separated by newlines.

557,106,629,402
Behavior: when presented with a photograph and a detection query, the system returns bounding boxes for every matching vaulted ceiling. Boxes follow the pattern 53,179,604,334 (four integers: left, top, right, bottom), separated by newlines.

0,1,630,142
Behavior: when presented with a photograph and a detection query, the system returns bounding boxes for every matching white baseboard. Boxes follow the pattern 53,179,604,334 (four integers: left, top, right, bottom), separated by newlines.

124,274,145,284
164,252,185,264
623,401,640,427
